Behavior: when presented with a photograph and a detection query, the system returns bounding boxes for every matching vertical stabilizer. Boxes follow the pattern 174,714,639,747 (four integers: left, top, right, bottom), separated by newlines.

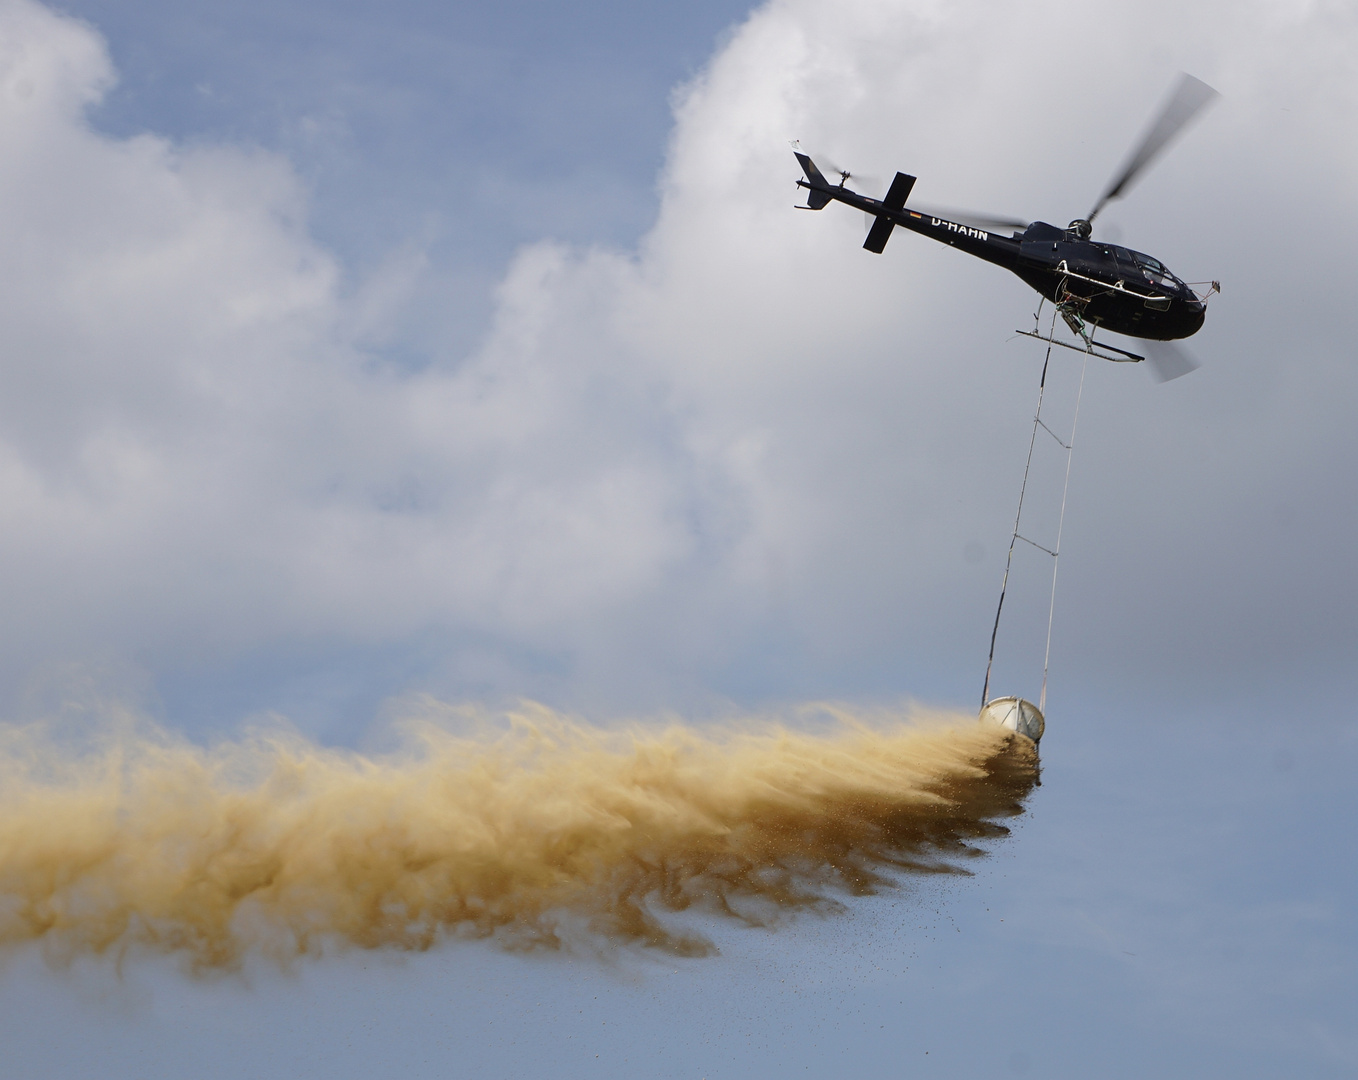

794,152,834,209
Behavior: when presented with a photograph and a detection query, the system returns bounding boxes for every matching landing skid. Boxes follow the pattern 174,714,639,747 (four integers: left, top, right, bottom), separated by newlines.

1014,328,1144,364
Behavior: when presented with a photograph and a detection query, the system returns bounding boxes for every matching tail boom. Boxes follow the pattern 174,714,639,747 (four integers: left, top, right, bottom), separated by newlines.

791,151,1019,270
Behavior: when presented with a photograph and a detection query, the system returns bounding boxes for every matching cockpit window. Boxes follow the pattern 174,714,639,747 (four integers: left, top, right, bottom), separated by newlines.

1131,251,1178,287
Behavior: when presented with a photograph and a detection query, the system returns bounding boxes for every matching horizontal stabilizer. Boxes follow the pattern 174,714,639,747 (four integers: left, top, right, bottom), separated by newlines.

863,170,916,253
863,215,894,253
881,171,916,212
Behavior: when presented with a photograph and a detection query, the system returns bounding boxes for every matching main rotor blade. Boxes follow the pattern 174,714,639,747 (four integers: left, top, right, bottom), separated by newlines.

1144,339,1201,383
907,203,1030,234
1088,72,1219,223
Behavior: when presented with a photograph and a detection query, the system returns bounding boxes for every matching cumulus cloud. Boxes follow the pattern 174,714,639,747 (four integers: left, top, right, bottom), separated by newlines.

0,0,1353,717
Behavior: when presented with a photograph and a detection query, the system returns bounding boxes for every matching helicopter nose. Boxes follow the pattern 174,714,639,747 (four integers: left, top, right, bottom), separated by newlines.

1179,302,1206,336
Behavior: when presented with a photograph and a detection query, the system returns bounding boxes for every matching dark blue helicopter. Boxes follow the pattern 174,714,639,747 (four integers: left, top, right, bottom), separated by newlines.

795,74,1220,378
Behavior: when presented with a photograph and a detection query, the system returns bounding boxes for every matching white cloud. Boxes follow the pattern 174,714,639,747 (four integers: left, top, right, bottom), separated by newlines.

0,0,1353,717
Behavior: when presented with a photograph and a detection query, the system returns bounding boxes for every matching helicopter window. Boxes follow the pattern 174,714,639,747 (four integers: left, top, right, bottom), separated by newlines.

1132,252,1171,286
1110,246,1141,270
1139,255,1184,286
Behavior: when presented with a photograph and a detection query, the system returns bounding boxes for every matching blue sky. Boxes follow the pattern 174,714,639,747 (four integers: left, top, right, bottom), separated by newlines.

66,0,756,361
1,0,1356,1075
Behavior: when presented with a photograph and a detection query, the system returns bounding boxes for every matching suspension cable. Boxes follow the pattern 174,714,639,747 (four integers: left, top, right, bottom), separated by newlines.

1040,351,1087,713
981,308,1057,708
981,306,1087,711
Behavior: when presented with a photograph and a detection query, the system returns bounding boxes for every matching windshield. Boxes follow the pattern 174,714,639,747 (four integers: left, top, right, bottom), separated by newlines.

1130,250,1180,287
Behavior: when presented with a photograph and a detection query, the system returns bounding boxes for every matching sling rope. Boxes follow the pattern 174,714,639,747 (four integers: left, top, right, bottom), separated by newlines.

981,308,1089,711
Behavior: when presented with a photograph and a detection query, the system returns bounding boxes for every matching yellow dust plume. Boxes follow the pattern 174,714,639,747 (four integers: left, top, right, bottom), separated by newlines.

0,702,1037,969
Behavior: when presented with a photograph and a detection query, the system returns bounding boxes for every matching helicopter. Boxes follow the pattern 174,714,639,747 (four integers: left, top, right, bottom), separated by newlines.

794,73,1220,379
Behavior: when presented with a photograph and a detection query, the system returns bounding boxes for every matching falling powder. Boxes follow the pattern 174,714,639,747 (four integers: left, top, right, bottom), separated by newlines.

0,701,1038,969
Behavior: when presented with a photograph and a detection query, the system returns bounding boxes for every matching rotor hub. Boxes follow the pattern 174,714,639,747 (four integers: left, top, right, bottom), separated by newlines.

1067,218,1093,241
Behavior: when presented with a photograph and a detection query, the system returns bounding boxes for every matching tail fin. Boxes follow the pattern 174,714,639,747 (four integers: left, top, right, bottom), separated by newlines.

794,152,834,210
863,171,916,254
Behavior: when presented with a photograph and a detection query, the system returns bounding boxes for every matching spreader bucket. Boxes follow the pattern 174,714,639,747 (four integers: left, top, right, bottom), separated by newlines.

980,696,1045,744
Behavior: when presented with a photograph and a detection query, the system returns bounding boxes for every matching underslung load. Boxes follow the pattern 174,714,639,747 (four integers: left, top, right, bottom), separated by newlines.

792,75,1224,743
